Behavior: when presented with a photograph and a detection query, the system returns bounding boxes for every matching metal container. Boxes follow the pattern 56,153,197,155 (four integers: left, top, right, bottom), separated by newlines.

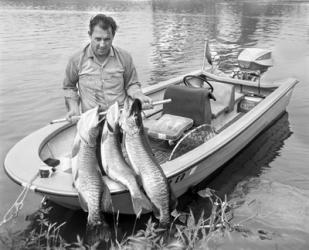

238,95,263,113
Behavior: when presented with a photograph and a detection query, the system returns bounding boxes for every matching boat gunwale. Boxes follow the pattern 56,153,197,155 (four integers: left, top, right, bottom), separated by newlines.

3,71,298,198
144,69,282,96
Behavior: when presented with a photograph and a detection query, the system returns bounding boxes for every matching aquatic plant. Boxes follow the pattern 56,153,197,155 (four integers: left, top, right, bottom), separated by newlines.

0,188,275,249
0,206,68,249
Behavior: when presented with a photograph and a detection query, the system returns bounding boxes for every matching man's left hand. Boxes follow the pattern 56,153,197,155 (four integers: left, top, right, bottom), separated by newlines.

133,92,153,110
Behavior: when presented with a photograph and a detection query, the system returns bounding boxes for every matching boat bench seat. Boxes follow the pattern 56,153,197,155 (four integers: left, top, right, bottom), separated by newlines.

235,91,245,103
211,103,228,118
144,114,193,141
210,82,245,118
144,85,212,141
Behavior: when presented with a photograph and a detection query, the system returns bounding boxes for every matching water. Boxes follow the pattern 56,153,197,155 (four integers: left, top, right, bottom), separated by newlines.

0,0,308,248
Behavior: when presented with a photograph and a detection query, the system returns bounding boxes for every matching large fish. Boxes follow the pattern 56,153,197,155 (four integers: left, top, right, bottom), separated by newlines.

71,106,112,245
120,98,177,226
101,102,152,216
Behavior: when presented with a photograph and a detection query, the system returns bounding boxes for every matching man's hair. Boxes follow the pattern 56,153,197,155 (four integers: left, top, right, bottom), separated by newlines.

89,14,117,36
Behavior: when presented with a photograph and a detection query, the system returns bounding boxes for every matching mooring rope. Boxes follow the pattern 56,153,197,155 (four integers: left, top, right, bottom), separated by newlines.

0,171,39,227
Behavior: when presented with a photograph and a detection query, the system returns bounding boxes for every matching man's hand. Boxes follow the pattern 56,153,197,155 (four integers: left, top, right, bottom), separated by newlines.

133,92,153,110
65,97,80,122
66,109,80,122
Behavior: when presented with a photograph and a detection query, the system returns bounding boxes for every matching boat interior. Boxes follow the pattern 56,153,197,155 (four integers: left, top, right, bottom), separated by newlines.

40,72,274,170
143,73,270,164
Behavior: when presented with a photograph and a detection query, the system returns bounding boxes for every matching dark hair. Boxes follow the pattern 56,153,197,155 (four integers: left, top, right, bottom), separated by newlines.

89,14,117,36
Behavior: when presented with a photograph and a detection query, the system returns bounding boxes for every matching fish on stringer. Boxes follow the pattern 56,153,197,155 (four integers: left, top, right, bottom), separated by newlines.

101,101,152,216
71,106,112,246
120,98,177,227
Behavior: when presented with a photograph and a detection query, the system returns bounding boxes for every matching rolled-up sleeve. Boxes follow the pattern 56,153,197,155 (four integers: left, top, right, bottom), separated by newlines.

63,55,79,99
123,54,142,98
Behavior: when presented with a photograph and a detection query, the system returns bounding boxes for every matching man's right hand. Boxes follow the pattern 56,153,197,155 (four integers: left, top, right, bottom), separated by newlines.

65,97,80,122
66,110,80,122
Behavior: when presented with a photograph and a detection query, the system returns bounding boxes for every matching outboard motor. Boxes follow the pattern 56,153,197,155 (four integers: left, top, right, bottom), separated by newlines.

231,48,273,112
231,48,273,81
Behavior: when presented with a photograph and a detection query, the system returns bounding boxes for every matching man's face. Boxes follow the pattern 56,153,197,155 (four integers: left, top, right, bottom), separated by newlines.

90,25,114,57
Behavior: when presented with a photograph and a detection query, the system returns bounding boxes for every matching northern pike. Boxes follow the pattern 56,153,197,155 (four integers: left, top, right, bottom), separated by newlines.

71,106,112,245
120,98,177,226
101,102,152,216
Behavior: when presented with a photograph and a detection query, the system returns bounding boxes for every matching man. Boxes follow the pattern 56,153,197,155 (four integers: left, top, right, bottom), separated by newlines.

63,14,152,120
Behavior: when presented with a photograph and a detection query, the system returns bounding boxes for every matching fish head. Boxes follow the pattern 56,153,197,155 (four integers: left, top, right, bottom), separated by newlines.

104,101,121,134
120,98,143,135
76,105,103,146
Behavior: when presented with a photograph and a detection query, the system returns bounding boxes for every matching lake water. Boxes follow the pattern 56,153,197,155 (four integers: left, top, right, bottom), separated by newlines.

0,0,308,249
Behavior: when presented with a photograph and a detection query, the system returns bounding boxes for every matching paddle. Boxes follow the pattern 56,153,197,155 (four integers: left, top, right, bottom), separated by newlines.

50,99,172,124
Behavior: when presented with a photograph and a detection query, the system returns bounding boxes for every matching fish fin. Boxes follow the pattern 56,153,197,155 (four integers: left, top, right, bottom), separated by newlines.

71,161,79,190
85,220,111,246
73,167,79,183
72,134,81,158
131,191,153,217
77,191,88,212
101,185,113,213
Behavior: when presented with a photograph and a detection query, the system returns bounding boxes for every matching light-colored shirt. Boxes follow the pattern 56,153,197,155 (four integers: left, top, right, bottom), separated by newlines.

63,44,142,112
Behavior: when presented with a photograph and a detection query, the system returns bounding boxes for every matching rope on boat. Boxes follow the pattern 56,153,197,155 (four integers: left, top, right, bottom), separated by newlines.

0,171,39,227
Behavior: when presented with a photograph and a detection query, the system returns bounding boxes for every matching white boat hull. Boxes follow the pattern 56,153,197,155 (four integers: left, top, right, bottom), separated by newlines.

4,69,297,214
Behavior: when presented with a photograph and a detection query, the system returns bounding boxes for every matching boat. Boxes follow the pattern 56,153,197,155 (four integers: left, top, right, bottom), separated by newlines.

4,46,298,214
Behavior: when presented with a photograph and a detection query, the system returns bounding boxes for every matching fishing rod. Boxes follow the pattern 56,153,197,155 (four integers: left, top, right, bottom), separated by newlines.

50,98,172,124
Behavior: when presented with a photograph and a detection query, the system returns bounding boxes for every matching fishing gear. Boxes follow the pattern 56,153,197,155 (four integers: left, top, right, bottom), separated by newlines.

0,172,39,227
50,99,172,124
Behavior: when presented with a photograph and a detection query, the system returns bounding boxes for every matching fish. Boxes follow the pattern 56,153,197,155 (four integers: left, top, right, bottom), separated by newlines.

120,98,177,226
71,106,112,245
100,102,152,216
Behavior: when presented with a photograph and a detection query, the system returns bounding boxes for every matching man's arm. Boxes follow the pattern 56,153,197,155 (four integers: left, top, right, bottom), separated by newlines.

63,56,80,119
123,53,152,108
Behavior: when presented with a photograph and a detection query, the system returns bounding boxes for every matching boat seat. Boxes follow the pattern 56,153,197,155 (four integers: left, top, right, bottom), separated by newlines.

144,85,212,141
145,114,193,141
210,82,235,118
235,91,245,103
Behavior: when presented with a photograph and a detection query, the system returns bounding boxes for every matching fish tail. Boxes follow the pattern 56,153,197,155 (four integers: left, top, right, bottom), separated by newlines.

159,207,171,227
131,190,153,217
85,219,111,246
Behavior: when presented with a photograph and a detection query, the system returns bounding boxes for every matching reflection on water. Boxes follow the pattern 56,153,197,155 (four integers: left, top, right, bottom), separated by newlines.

204,113,293,197
0,0,309,248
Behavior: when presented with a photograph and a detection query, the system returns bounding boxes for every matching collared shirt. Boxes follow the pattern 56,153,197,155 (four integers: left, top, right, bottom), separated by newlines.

63,44,142,112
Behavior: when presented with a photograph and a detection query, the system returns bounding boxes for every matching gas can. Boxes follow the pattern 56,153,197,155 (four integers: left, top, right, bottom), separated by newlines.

238,95,263,113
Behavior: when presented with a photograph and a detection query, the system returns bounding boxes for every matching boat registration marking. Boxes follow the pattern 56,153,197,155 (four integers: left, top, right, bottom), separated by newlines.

168,171,187,184
174,172,186,183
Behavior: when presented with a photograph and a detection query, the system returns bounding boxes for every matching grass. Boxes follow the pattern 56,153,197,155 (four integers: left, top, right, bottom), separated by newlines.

0,188,272,250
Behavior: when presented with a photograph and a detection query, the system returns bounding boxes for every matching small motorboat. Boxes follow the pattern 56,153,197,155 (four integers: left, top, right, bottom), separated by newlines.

4,46,298,214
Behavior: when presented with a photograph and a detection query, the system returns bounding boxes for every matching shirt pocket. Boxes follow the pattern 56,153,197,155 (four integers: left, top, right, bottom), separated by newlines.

79,74,102,90
103,69,124,90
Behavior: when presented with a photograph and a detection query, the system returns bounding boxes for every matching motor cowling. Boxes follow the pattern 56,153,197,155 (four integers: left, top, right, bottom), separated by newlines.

232,48,273,81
